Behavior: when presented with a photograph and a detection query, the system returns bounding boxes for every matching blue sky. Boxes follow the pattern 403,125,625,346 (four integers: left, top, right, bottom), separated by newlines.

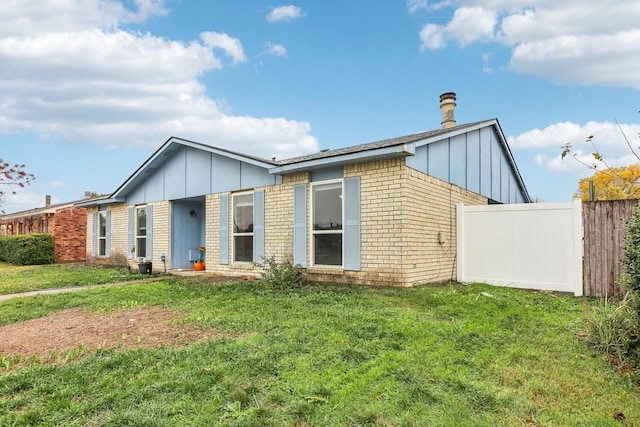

2,0,640,212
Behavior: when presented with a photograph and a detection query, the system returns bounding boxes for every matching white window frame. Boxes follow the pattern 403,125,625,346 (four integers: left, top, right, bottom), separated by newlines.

311,179,344,268
232,191,254,263
136,206,147,259
98,211,107,257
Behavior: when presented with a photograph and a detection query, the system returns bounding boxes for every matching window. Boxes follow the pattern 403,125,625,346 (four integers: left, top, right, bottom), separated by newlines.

136,206,147,259
312,180,343,266
233,193,253,262
98,211,107,256
40,219,47,233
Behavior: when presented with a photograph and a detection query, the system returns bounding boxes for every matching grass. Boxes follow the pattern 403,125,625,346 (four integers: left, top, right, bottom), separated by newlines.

1,265,640,426
0,261,144,295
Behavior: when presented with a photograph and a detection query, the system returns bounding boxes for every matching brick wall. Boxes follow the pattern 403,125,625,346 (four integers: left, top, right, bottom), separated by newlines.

52,206,88,262
197,160,487,286
203,172,308,278
303,158,487,286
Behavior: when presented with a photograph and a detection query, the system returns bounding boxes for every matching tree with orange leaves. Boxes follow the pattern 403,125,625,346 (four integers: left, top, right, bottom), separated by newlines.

0,158,36,213
576,164,640,201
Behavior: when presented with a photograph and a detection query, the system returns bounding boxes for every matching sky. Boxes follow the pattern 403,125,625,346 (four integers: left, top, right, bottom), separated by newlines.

1,0,640,213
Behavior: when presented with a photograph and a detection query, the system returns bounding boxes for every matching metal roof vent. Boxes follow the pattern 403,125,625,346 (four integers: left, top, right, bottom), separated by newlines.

440,92,457,129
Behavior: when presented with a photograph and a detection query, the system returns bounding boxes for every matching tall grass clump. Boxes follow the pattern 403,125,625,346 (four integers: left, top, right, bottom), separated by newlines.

585,293,639,368
257,256,304,289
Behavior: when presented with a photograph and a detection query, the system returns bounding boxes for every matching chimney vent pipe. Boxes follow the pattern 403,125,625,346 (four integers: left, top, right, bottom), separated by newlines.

440,92,457,129
45,195,51,207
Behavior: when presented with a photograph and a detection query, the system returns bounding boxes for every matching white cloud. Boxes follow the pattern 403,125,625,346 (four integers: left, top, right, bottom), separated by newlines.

419,7,496,49
0,0,168,37
266,5,305,23
407,0,429,14
416,0,640,89
419,24,445,50
264,42,287,57
0,0,319,163
510,120,640,175
201,32,247,64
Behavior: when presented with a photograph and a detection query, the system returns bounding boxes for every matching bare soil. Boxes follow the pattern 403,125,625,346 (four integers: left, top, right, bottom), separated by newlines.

0,306,222,365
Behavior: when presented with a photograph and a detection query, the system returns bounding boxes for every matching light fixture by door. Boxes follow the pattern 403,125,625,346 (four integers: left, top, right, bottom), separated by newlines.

190,210,196,218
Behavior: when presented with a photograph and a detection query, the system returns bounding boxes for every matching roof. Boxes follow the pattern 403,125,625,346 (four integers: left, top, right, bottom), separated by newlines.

276,120,489,166
0,195,107,219
46,118,532,207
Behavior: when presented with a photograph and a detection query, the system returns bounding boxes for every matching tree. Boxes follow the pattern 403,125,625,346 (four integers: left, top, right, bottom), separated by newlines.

0,158,36,213
562,119,640,200
576,164,640,201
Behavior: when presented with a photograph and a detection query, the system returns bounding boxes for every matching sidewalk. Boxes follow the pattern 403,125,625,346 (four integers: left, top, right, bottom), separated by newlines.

0,276,167,302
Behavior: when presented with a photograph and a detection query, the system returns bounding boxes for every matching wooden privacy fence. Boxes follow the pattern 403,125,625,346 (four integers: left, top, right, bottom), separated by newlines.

583,199,640,297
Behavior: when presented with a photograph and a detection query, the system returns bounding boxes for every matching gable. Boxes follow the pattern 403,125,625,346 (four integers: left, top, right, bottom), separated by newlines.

118,139,281,205
406,123,528,204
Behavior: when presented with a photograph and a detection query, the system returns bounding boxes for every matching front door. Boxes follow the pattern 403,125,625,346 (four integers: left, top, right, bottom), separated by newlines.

171,200,205,269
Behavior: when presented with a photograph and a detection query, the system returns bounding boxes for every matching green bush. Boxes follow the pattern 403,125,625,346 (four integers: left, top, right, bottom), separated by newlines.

621,207,640,314
0,234,55,265
257,256,305,289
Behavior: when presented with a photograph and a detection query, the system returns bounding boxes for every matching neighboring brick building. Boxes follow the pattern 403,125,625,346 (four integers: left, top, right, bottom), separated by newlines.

81,93,531,286
0,195,103,262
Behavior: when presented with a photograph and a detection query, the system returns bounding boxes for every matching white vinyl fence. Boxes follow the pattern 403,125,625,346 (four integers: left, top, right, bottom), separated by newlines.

457,200,583,296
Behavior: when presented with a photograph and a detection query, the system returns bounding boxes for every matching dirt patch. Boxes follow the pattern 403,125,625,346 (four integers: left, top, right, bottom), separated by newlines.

0,306,222,364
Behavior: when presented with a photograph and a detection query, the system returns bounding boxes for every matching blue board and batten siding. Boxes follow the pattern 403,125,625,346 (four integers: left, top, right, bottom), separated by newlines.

126,146,280,205
406,126,526,204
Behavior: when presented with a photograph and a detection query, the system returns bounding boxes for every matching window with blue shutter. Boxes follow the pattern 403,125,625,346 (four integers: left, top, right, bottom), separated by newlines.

127,207,134,260
91,212,97,257
343,177,361,271
253,190,265,265
105,210,111,257
219,194,229,264
135,206,147,259
146,205,153,260
293,184,308,268
98,211,107,256
311,180,343,266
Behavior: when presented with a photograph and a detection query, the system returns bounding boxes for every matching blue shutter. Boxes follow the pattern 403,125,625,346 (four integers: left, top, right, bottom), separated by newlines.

127,207,134,260
91,212,97,257
146,205,153,260
293,184,308,268
105,210,111,257
219,194,229,264
344,177,361,271
253,190,265,265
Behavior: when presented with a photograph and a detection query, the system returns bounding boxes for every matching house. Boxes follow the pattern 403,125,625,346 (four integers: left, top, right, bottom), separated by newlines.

0,195,97,262
81,93,530,286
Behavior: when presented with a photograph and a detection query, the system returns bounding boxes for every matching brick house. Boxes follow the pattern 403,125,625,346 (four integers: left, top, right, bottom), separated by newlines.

0,195,97,262
81,93,530,286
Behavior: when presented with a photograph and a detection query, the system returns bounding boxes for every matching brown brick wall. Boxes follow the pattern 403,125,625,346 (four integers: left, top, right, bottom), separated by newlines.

52,207,88,262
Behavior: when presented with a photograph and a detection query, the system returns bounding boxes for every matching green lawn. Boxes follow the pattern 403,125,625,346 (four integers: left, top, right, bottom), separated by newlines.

1,264,639,426
0,261,144,295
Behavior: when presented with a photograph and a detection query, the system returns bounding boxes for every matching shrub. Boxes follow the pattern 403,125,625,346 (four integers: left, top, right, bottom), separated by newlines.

0,234,55,265
621,207,640,315
257,256,305,289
